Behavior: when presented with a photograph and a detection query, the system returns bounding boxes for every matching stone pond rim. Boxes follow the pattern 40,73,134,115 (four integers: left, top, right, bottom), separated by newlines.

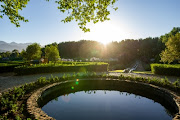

27,79,180,120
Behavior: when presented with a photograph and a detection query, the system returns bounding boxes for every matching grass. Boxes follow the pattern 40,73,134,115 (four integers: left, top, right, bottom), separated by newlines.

0,63,19,67
14,62,109,75
132,71,153,74
109,70,124,73
28,61,108,67
0,72,179,119
110,70,153,75
0,63,22,73
151,64,180,76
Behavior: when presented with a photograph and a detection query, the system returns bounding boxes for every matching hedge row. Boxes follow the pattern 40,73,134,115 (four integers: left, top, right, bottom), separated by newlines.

14,64,108,75
151,64,180,76
55,61,104,65
0,64,20,73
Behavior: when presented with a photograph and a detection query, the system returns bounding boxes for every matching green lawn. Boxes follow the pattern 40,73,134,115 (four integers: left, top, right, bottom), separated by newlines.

109,70,124,73
133,71,152,74
110,70,153,75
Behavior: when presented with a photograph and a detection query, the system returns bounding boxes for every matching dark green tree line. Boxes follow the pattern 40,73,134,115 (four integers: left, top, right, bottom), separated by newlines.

57,38,164,63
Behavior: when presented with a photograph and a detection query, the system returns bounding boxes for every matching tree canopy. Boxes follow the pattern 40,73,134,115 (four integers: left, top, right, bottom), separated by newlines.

45,45,60,63
11,49,19,58
0,0,29,27
0,0,118,32
25,43,42,60
160,27,180,43
20,49,27,60
160,32,180,63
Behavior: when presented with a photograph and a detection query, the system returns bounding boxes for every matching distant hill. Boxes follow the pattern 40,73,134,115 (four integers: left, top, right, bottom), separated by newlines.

0,49,7,52
0,41,32,52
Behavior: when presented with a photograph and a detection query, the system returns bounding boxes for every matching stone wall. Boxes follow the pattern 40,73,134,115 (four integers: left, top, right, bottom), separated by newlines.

27,79,180,120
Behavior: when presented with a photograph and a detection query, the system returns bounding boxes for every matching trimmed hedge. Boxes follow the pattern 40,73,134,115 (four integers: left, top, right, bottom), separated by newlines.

0,64,20,73
14,64,108,75
151,64,180,76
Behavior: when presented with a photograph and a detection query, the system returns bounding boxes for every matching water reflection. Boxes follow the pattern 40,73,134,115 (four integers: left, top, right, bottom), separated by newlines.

42,90,172,120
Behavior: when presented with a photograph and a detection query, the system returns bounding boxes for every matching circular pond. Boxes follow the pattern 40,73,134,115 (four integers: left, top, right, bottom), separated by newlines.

42,90,172,120
37,79,178,120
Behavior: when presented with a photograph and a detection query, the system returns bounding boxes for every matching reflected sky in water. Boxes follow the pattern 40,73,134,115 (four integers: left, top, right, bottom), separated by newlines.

42,90,172,120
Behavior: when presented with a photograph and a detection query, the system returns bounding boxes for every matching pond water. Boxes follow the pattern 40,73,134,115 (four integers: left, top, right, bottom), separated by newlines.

42,90,172,120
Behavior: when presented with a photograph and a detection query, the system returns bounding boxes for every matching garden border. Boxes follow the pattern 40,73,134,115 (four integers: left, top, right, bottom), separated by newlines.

27,79,180,120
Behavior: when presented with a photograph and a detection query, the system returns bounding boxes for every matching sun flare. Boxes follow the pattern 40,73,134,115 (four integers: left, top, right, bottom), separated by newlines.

80,20,129,45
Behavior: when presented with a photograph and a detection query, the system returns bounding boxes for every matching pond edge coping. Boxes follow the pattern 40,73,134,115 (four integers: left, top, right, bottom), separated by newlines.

26,79,180,120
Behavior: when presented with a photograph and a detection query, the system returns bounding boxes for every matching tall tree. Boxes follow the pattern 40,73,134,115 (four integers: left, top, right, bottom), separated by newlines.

5,51,11,58
0,0,118,32
20,49,27,60
11,49,19,58
160,32,180,63
161,27,180,43
45,45,60,63
26,43,42,60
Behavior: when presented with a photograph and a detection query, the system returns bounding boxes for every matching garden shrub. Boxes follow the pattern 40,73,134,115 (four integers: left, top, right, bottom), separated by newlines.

151,64,180,76
0,61,24,73
0,64,20,73
14,63,108,75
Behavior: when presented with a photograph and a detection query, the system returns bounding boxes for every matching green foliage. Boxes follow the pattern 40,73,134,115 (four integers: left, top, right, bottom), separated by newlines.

151,64,180,76
57,0,118,32
11,49,20,58
0,63,20,73
160,27,180,43
37,77,47,85
58,40,104,58
160,32,180,63
20,49,27,60
0,86,26,119
26,43,42,60
14,62,108,75
173,79,180,88
1,51,11,58
0,50,24,61
0,0,29,27
57,38,164,64
15,115,22,120
0,0,118,32
45,45,60,63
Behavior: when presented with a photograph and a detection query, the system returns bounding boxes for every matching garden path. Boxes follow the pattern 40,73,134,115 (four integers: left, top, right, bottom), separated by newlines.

0,72,179,93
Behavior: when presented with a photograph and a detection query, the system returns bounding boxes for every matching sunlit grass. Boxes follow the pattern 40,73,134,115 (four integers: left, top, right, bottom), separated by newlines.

109,70,124,73
133,71,153,74
110,70,153,75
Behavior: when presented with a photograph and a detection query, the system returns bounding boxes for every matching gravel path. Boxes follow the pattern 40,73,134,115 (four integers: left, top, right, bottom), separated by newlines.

109,72,179,83
0,72,75,93
0,72,105,93
0,72,179,93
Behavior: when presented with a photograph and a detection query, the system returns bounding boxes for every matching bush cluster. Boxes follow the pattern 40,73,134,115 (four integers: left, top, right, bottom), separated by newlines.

14,64,108,75
151,64,180,76
0,64,20,73
0,61,24,73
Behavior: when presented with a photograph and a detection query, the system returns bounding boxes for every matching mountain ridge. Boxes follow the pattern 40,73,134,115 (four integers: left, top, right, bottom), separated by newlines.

0,41,32,52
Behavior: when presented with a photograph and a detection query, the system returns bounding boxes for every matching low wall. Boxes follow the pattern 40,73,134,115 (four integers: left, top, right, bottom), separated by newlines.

27,79,180,120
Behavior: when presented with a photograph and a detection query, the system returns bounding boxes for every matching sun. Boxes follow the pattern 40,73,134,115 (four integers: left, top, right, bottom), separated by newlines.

80,20,128,45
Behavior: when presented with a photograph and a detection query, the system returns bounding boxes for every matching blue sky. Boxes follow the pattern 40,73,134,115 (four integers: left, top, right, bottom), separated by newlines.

0,0,180,45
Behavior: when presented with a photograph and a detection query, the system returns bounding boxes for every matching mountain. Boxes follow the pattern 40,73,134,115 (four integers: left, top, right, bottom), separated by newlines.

0,49,7,52
0,41,32,52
